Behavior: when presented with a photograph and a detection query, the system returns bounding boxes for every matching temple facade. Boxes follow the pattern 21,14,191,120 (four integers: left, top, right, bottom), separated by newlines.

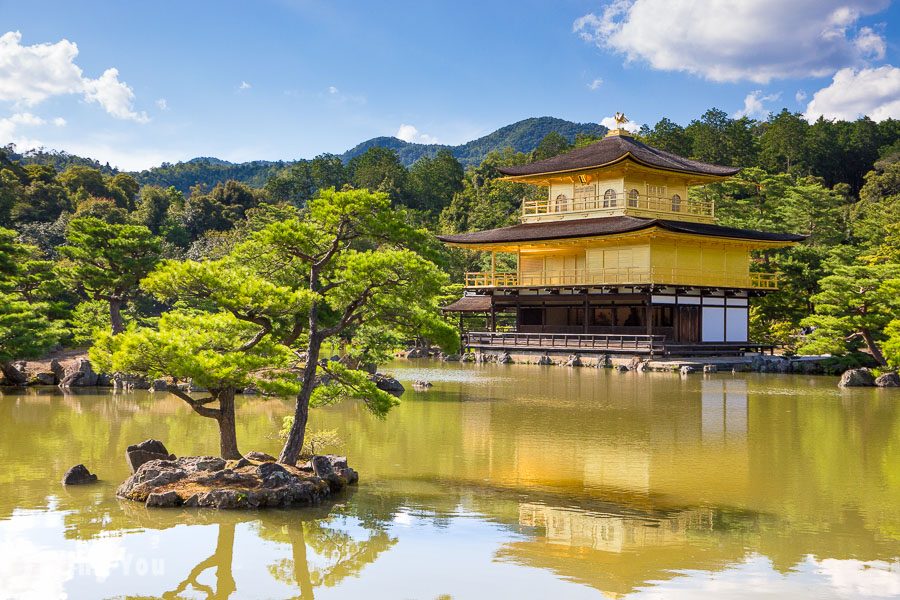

439,117,805,356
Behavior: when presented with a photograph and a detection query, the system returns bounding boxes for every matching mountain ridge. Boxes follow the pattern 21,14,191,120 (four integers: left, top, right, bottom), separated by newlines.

9,116,606,193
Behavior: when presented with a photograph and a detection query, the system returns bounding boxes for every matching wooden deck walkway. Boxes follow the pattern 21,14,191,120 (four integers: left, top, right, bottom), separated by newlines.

463,332,773,356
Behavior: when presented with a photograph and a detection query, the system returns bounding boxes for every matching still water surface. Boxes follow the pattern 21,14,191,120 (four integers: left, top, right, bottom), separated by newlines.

1,362,898,599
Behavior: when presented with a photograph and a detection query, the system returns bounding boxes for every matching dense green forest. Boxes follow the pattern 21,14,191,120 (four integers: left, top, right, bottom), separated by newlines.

1,107,900,370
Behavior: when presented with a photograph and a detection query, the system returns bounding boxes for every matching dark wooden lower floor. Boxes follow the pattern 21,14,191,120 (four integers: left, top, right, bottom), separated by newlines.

447,289,760,353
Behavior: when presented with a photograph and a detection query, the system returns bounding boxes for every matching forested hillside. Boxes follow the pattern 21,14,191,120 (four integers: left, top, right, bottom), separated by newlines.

1,107,900,369
339,117,607,166
6,116,605,195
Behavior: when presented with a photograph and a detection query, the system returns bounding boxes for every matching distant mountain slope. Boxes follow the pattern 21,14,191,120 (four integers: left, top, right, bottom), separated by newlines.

134,158,286,193
9,116,606,194
340,117,607,166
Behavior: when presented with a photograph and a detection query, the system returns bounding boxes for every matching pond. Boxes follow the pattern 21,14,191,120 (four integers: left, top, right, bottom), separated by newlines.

1,361,898,599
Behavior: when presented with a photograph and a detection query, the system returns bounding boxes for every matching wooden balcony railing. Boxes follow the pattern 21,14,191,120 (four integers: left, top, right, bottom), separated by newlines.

522,191,715,221
464,268,779,290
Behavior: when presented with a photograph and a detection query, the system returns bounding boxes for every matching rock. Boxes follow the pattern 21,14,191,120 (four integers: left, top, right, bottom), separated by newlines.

311,455,358,491
874,372,900,387
441,354,461,362
1,361,28,386
629,356,643,371
126,439,176,473
564,354,583,367
148,378,169,392
461,353,476,363
146,490,181,507
113,374,150,391
750,354,790,374
497,351,512,364
412,379,433,389
245,451,277,462
615,364,629,372
635,360,649,373
703,364,717,373
62,464,97,485
117,454,347,509
537,354,553,366
405,347,429,359
839,368,876,388
30,371,56,386
680,366,695,376
373,373,405,396
60,358,99,387
49,358,65,382
257,462,293,488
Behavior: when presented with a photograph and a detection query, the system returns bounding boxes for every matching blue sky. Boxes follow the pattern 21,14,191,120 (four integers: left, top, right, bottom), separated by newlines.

1,0,898,170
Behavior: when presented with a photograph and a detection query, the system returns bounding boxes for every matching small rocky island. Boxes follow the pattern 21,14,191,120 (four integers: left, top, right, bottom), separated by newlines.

118,440,358,509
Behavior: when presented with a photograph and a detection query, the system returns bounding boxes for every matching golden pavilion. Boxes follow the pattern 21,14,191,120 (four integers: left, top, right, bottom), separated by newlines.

439,114,805,356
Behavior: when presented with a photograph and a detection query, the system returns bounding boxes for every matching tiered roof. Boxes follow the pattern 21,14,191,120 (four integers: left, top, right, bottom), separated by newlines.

498,134,740,179
438,216,805,246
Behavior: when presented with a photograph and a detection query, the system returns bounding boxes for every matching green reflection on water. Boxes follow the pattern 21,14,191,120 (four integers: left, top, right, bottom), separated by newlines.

0,361,898,599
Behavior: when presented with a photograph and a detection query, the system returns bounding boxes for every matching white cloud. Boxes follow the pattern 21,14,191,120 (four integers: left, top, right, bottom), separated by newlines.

795,90,808,103
52,116,66,126
805,65,900,122
0,31,148,122
734,90,781,119
588,78,603,91
395,123,439,144
83,68,148,123
574,0,890,83
328,85,339,94
155,98,168,110
600,115,641,133
0,112,45,147
239,81,252,90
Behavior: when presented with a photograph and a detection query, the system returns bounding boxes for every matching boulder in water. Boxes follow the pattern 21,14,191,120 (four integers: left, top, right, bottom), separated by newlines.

373,373,405,396
838,368,875,387
875,372,900,387
62,464,97,485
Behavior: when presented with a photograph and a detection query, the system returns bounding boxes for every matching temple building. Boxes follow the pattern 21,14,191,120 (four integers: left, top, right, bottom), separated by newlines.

439,115,805,356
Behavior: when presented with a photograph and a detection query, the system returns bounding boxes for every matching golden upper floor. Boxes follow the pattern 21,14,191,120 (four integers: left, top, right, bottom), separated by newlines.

499,128,738,225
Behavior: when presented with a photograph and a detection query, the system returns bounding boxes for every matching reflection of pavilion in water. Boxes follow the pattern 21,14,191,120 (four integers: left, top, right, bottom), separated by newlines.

461,378,750,506
518,503,715,554
481,379,752,598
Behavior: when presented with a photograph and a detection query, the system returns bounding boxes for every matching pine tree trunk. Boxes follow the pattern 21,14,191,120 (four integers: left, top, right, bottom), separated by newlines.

860,328,888,367
216,388,242,459
109,298,125,335
279,336,321,464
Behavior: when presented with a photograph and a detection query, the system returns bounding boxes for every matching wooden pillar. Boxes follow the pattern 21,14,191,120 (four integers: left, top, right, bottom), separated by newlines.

490,301,496,332
583,295,589,334
515,297,521,333
490,251,496,286
646,298,653,337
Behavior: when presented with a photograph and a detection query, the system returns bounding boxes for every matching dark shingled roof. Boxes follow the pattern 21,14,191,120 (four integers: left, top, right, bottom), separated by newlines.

437,216,806,245
498,134,741,178
442,295,492,312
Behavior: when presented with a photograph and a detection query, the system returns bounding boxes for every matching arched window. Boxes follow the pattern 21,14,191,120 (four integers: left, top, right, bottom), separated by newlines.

671,193,682,213
603,188,618,208
628,188,639,208
554,194,569,213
